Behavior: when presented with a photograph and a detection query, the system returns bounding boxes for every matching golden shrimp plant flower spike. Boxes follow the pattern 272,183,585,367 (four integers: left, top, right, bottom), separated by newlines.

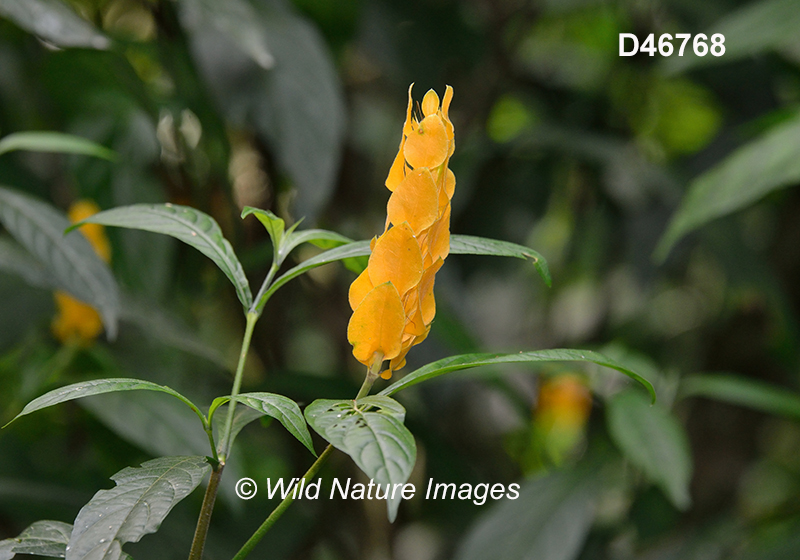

348,84,455,379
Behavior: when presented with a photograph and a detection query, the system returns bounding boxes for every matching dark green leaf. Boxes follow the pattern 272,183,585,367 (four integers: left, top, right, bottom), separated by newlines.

663,0,800,74
66,456,210,560
211,403,264,454
380,349,656,403
73,203,252,309
0,131,116,160
305,396,416,522
606,390,692,509
0,0,110,49
255,240,370,312
213,392,315,455
5,378,205,429
0,235,52,290
179,0,274,68
254,3,346,220
455,468,598,560
241,206,284,257
0,520,72,560
655,115,800,260
0,186,120,338
450,234,551,287
282,229,352,256
257,234,550,311
680,374,800,421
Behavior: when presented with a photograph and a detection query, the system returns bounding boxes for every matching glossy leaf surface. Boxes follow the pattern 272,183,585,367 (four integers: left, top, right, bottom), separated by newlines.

211,392,315,455
305,396,415,521
66,456,210,560
7,378,204,429
380,349,655,403
74,203,252,309
0,520,72,560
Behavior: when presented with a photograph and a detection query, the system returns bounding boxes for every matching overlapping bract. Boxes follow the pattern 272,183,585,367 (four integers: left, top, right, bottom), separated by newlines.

348,85,455,378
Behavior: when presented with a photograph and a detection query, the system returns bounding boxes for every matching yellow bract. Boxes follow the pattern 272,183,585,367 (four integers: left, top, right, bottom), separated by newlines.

51,291,105,343
349,84,455,377
347,282,405,364
67,200,111,263
368,222,423,295
387,169,439,233
52,200,110,345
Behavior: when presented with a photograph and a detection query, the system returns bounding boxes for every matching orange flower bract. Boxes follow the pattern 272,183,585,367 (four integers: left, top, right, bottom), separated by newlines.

348,84,455,378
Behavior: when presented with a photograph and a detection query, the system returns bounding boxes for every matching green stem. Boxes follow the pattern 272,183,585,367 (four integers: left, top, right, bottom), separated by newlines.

220,311,259,462
355,354,383,400
231,355,384,559
250,262,280,317
188,311,258,560
231,445,335,560
188,466,223,560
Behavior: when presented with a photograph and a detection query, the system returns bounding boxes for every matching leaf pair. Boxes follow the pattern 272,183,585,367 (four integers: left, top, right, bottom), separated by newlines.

0,457,207,560
304,350,656,521
4,378,314,457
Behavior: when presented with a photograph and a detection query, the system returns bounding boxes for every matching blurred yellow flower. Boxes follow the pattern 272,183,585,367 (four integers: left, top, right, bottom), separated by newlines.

533,374,592,465
51,200,110,344
348,85,455,379
536,374,592,431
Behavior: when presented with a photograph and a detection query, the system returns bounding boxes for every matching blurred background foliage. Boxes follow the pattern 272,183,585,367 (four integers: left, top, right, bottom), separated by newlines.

2,0,800,559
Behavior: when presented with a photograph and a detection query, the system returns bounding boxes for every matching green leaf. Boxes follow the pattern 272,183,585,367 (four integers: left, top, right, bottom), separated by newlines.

211,403,264,454
655,115,800,260
680,374,800,421
212,392,315,456
255,240,370,313
66,456,210,560
450,234,551,287
606,390,692,509
0,186,120,338
256,234,550,312
380,349,656,403
253,2,346,220
454,468,598,560
0,131,116,160
0,520,73,560
179,0,274,68
242,206,285,257
305,396,416,522
5,378,206,429
0,0,110,49
282,229,352,256
73,203,252,309
0,235,52,290
663,0,800,75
